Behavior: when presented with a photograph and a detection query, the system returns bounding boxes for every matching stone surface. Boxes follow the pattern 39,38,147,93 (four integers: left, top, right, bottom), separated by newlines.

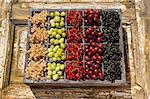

2,84,131,99
10,26,27,84
0,0,14,91
140,0,150,16
132,0,150,98
0,19,10,89
2,84,36,99
144,19,150,97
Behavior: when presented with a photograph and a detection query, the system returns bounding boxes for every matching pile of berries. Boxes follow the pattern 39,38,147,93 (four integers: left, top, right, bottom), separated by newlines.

101,10,120,43
102,27,120,43
83,26,102,43
66,11,82,26
84,43,103,62
101,10,120,30
85,61,104,80
65,61,84,81
84,9,101,26
66,43,83,61
66,27,83,43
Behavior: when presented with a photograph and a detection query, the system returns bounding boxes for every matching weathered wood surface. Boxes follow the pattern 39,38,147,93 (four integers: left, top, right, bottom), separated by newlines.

11,2,135,23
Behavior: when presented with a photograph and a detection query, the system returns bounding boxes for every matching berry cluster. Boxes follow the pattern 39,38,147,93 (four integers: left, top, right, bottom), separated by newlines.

101,10,120,43
47,62,65,80
84,43,103,62
48,45,66,62
66,43,83,61
65,61,84,81
85,62,104,80
103,44,122,61
31,11,48,27
84,9,101,26
66,27,83,43
66,11,82,26
49,28,66,45
103,60,122,81
101,10,120,30
83,26,102,43
102,27,120,43
50,11,65,27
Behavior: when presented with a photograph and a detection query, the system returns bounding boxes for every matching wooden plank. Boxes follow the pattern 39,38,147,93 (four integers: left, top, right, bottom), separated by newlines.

11,2,135,23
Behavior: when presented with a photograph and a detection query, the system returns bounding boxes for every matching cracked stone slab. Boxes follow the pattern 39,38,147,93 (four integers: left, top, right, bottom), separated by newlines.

0,19,9,89
2,84,36,99
10,26,28,83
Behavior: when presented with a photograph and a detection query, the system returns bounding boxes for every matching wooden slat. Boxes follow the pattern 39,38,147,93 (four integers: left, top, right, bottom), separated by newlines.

11,2,135,23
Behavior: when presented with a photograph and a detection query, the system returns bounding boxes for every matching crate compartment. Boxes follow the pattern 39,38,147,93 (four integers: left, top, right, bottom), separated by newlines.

30,10,49,27
84,61,104,80
46,62,65,81
66,43,83,61
66,27,83,43
101,10,121,30
84,26,102,43
83,9,101,26
65,61,84,81
66,10,83,26
24,9,126,86
102,27,120,43
49,11,66,28
46,43,66,63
